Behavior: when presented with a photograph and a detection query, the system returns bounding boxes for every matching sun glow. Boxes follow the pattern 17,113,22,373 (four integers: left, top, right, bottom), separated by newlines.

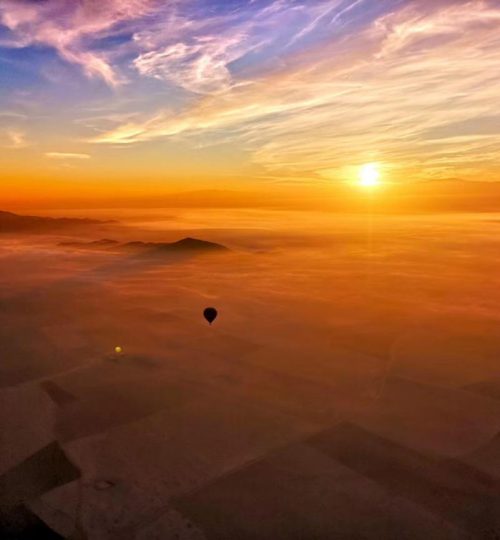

358,163,381,187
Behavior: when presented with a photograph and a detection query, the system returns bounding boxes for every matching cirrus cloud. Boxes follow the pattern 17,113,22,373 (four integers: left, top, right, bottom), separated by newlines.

0,0,159,86
45,152,91,160
2,0,500,185
90,0,500,182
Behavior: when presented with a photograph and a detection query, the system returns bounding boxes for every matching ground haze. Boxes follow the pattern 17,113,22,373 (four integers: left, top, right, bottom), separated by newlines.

1,208,500,539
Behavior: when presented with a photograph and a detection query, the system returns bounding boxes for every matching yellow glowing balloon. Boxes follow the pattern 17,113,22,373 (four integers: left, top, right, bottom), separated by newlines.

114,346,123,354
359,163,380,187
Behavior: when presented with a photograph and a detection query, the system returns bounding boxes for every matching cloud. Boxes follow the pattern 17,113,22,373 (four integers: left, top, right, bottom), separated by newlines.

287,0,364,47
0,111,27,120
0,0,374,92
45,152,91,160
1,130,28,149
0,0,159,86
3,0,500,184
133,35,247,94
0,109,29,149
8,130,27,148
130,1,354,94
90,0,500,182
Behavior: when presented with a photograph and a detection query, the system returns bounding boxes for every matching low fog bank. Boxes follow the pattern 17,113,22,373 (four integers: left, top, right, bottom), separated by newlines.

1,209,500,538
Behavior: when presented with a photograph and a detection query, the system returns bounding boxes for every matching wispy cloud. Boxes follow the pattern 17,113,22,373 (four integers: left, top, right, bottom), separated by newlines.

287,0,364,47
90,0,500,181
45,152,91,160
2,0,500,184
1,129,28,149
0,0,159,86
133,35,245,94
131,1,352,94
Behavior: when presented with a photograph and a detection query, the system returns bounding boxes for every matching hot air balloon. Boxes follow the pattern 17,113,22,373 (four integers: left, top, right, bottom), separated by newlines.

203,307,218,325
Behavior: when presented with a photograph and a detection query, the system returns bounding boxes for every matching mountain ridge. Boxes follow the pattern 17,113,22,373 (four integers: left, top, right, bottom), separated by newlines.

59,236,229,254
0,210,109,233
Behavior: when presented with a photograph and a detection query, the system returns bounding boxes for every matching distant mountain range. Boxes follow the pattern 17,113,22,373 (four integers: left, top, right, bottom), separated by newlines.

59,237,228,255
59,238,118,248
0,210,108,232
1,210,229,254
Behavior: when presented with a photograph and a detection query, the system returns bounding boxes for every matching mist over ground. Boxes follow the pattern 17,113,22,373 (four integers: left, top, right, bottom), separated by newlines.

1,209,500,539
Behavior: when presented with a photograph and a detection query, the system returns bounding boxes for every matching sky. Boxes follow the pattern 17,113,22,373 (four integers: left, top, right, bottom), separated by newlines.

1,0,500,207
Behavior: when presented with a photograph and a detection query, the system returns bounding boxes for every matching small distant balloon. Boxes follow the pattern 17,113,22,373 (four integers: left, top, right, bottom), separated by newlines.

203,307,218,325
114,346,123,354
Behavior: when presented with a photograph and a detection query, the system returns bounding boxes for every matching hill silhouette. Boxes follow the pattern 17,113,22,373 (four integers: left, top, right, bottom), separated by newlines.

0,210,108,233
121,237,228,254
58,238,119,248
59,237,228,255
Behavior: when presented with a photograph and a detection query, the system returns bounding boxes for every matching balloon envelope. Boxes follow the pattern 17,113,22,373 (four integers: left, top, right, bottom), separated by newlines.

203,307,218,325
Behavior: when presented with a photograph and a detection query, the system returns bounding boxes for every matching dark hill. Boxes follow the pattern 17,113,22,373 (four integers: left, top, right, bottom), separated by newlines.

58,236,229,255
121,237,228,255
0,210,108,233
59,238,119,248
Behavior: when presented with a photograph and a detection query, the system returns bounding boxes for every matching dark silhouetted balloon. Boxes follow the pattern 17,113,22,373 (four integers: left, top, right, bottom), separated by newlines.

203,307,218,325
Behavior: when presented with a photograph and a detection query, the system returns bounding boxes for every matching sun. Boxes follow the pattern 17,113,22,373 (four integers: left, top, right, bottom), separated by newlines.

358,163,380,187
